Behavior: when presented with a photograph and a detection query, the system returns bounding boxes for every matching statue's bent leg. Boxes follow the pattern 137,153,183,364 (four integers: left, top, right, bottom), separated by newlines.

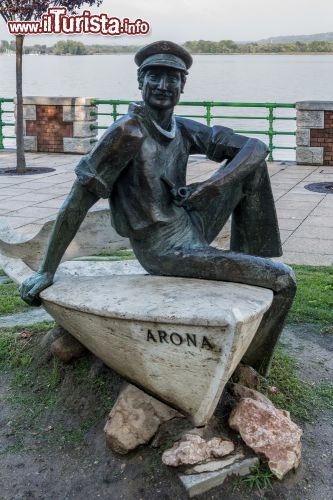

241,280,296,375
189,160,282,258
132,160,294,375
139,246,296,377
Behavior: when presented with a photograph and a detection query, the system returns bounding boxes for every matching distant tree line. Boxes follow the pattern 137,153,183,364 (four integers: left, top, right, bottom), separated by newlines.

184,39,333,53
0,40,15,52
2,38,333,55
0,39,138,55
49,40,140,55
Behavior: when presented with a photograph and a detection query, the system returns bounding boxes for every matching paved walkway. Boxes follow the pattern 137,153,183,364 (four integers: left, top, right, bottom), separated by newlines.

0,308,53,327
0,150,333,265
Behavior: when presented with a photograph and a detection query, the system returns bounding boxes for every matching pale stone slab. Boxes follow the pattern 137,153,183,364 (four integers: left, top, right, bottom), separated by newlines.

13,193,58,203
296,147,323,165
9,206,57,219
0,199,35,211
24,136,37,152
317,196,333,208
283,189,325,198
278,218,302,231
63,105,97,122
0,216,42,229
293,225,333,240
183,452,244,474
276,200,318,210
302,215,333,228
179,457,259,497
279,230,293,243
0,252,36,285
281,252,333,265
212,218,231,250
0,211,129,271
73,121,97,138
283,236,333,254
39,260,273,425
63,137,93,154
276,209,309,219
18,96,95,106
0,308,52,328
22,104,36,120
296,110,324,129
56,259,145,278
276,166,318,172
296,101,333,111
273,173,312,181
296,129,310,146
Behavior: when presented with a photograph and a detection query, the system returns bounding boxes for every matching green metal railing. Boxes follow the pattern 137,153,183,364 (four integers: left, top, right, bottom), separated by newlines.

90,100,296,161
0,98,296,161
0,98,15,149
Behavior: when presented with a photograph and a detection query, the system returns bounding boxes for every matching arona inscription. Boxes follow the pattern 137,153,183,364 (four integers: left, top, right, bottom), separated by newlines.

146,329,217,350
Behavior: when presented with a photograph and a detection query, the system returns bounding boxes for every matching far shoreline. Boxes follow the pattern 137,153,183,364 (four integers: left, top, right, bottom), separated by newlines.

2,52,333,56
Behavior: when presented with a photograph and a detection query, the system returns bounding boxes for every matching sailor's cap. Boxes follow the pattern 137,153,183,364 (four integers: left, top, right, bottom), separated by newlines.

135,41,193,74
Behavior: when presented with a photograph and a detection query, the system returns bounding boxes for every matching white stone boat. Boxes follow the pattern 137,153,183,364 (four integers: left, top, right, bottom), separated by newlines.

0,221,273,426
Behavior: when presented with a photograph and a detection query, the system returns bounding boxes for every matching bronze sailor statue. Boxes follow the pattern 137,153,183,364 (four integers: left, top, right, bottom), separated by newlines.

20,41,296,375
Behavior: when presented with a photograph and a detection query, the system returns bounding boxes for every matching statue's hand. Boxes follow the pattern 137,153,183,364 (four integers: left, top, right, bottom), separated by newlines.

179,182,210,208
171,182,201,207
19,271,54,307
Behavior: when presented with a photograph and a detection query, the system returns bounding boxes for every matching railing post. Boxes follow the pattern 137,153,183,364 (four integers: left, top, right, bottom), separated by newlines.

112,103,118,122
205,103,212,126
0,101,3,149
268,106,274,161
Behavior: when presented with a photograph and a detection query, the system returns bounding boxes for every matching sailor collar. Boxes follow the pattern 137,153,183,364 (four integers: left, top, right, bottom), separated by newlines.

151,115,176,139
129,102,177,141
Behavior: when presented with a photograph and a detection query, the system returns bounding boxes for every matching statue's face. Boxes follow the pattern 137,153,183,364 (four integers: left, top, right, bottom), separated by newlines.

141,67,183,110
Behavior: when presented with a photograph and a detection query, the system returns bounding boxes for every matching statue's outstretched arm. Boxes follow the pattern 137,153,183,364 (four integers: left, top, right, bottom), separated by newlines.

20,180,99,306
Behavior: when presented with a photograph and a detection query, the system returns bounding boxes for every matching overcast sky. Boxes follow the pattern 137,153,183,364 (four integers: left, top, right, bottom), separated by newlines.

1,0,333,45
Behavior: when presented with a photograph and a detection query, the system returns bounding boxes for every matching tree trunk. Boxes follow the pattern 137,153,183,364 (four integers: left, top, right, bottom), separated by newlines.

16,34,26,173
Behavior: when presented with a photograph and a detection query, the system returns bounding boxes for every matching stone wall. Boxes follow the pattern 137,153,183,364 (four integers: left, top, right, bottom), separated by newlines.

16,97,98,154
296,101,333,166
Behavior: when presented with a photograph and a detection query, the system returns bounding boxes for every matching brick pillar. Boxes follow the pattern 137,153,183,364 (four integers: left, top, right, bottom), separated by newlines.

15,96,98,154
296,101,333,166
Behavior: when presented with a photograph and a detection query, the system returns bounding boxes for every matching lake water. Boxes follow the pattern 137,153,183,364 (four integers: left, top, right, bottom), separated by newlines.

1,53,333,159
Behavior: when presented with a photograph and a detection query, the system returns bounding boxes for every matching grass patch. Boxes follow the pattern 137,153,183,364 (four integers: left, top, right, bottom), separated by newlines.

288,265,333,332
0,323,120,454
233,463,273,492
0,280,28,316
0,322,54,371
76,249,136,262
0,268,5,276
314,383,333,412
261,349,333,421
96,249,135,260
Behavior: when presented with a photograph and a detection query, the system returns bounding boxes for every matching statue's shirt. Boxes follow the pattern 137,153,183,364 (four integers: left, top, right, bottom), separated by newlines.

75,103,239,240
